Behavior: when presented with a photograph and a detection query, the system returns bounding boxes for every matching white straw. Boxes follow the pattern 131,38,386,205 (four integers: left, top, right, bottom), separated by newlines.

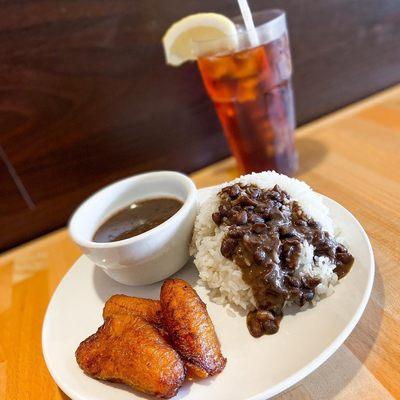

237,0,259,46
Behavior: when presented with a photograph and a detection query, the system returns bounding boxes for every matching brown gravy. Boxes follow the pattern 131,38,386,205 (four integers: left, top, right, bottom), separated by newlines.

213,183,354,337
93,197,183,243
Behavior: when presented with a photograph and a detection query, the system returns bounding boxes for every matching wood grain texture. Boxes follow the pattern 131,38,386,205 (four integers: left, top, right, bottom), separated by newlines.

1,0,400,250
1,86,400,399
0,152,27,216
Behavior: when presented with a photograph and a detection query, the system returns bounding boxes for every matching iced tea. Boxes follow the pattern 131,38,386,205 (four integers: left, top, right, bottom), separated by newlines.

196,11,297,174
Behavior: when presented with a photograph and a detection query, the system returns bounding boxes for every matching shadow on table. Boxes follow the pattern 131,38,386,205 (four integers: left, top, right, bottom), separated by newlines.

58,390,70,399
296,136,328,176
274,262,384,399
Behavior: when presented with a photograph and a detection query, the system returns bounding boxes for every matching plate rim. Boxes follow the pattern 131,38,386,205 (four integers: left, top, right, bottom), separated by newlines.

42,189,375,400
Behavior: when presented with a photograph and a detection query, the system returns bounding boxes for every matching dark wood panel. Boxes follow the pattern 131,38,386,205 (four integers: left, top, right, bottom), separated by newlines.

281,0,400,121
0,0,399,250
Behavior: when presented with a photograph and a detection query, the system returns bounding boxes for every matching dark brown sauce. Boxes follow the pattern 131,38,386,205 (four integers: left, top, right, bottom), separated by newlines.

213,184,354,338
93,197,183,243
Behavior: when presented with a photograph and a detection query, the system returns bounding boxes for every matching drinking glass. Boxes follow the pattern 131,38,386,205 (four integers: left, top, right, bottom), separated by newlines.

195,9,298,175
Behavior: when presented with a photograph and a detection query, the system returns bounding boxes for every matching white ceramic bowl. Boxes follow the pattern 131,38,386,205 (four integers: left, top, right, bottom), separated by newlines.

68,171,197,286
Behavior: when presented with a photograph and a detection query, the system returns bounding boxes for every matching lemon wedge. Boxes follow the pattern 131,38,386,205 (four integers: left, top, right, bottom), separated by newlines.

162,13,238,66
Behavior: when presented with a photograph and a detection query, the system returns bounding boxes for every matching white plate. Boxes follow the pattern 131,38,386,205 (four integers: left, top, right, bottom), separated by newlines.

42,187,374,400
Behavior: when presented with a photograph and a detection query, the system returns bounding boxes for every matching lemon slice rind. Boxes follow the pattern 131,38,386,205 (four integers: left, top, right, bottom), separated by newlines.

162,13,238,66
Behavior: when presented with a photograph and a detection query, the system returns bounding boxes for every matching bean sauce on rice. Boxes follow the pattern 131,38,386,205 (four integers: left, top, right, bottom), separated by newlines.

213,183,354,337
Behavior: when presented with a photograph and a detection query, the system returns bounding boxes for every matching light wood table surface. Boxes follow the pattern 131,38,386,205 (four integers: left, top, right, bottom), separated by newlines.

1,85,400,400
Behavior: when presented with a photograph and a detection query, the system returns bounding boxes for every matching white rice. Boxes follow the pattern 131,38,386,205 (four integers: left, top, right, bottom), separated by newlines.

191,171,340,312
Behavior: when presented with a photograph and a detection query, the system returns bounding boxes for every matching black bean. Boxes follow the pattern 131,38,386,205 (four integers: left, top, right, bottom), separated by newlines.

249,187,261,199
235,194,258,207
262,319,279,335
281,239,301,270
249,214,264,224
267,190,280,201
220,238,237,258
233,210,248,225
243,233,261,248
255,309,274,321
316,240,336,258
302,276,321,289
247,314,264,338
270,207,284,221
336,251,354,265
284,275,301,287
289,287,301,300
336,244,347,253
252,223,267,234
219,203,230,216
279,226,297,238
229,184,240,198
284,237,302,245
221,185,233,194
227,227,246,238
212,212,222,225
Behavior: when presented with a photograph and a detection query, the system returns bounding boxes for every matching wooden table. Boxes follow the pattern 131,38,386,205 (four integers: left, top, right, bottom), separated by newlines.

1,85,400,399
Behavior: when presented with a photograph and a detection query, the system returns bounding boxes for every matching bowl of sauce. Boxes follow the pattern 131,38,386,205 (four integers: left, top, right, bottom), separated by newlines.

68,171,197,285
93,197,184,243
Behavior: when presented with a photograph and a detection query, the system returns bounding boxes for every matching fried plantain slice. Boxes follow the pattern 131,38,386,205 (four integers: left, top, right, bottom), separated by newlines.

76,314,185,399
160,278,226,378
103,294,163,327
